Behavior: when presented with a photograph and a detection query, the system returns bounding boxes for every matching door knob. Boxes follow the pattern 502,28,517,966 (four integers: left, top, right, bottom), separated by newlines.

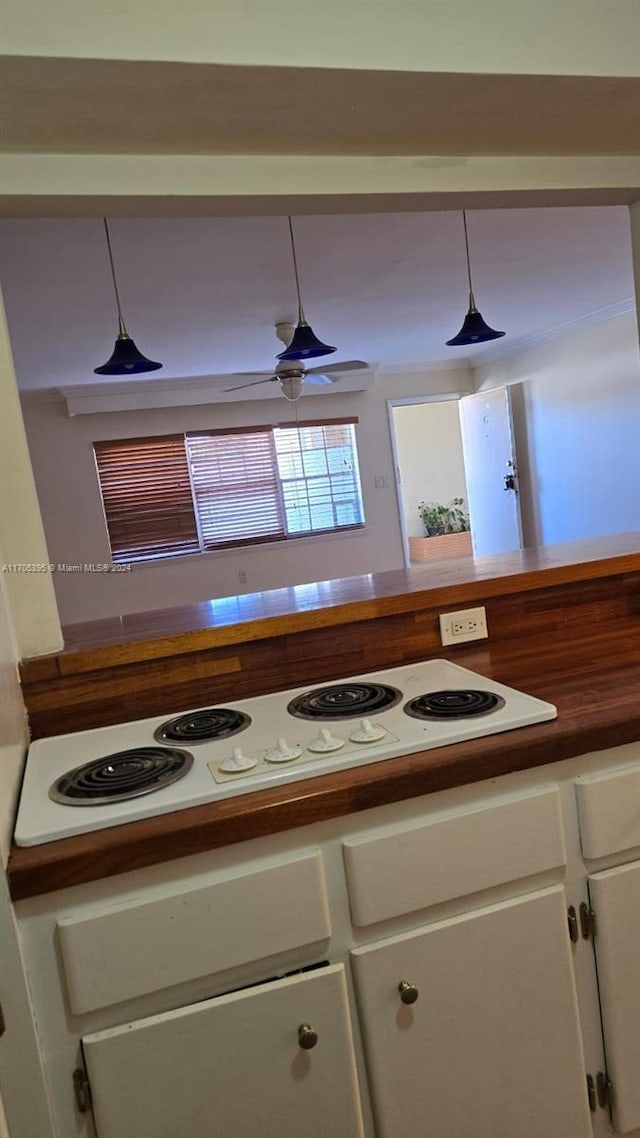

298,1023,319,1049
398,980,419,1005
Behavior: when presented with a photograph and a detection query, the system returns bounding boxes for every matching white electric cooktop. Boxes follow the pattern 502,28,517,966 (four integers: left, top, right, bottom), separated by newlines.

14,659,557,847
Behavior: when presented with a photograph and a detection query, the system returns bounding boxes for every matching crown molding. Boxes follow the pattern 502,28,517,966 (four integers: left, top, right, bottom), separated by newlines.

471,296,636,367
19,388,65,405
55,370,376,416
370,298,636,375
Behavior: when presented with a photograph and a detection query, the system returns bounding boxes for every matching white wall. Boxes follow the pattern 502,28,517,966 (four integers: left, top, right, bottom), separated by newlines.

0,291,62,657
0,558,27,1136
4,0,640,76
22,367,472,625
0,866,53,1138
474,311,640,547
0,540,30,1138
0,570,27,865
392,400,468,539
0,543,53,1138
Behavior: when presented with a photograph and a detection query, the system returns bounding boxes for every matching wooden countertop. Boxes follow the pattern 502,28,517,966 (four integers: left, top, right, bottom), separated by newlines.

54,533,640,668
10,620,640,902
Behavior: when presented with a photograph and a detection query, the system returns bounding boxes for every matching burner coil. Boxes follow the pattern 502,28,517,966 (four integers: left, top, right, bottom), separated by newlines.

49,746,193,806
155,708,251,744
288,682,401,720
404,689,505,720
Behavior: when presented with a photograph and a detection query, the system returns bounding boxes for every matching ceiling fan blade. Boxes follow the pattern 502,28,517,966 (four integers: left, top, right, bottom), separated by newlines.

304,374,336,386
305,359,368,376
223,375,276,392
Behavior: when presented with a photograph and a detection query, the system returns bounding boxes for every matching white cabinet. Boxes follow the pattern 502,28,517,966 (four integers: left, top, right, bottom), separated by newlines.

575,759,640,1132
343,786,565,925
58,850,331,1013
82,963,364,1138
22,754,634,1138
587,862,640,1134
351,886,592,1138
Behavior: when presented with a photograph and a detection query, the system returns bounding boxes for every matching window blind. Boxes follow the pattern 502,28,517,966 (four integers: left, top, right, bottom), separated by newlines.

274,422,364,534
94,436,200,562
94,419,364,564
186,430,286,548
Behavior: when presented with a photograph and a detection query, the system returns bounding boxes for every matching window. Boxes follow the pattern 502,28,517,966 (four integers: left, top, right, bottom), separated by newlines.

93,435,200,563
94,419,365,563
187,428,284,548
274,423,365,534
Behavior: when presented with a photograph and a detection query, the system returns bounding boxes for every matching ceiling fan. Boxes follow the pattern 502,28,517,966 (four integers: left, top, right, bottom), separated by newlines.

223,323,369,402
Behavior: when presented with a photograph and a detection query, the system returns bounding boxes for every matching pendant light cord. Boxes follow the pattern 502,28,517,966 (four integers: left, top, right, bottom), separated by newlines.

102,218,127,335
287,215,307,325
462,210,477,311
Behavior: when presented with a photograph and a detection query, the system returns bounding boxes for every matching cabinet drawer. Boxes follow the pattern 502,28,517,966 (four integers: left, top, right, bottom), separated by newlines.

343,787,565,926
58,851,331,1013
576,761,640,858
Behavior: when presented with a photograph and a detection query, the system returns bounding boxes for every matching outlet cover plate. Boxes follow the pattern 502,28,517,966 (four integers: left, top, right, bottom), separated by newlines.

439,606,488,646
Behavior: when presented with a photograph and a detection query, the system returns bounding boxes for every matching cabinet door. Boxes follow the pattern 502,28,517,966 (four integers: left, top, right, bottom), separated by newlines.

82,963,363,1138
588,861,640,1134
351,886,592,1138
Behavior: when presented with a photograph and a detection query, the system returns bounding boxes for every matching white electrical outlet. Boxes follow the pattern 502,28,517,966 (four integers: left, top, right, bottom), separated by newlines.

439,606,488,646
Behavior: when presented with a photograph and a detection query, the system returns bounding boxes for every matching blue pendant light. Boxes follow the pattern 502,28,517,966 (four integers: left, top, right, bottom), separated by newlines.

446,210,505,347
94,219,163,375
277,216,337,362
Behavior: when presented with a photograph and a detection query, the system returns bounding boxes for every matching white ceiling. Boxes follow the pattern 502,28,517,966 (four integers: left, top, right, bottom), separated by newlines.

0,205,636,393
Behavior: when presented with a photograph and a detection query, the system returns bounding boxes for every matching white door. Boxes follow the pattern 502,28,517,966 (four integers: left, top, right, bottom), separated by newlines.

351,886,592,1138
588,861,640,1134
82,963,364,1138
459,386,523,555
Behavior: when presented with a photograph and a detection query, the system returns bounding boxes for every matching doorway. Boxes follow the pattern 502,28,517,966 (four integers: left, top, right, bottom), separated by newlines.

390,387,523,566
390,397,469,567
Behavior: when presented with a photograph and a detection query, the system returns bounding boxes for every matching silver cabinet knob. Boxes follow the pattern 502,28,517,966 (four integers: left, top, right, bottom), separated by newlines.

398,980,419,1005
298,1023,318,1050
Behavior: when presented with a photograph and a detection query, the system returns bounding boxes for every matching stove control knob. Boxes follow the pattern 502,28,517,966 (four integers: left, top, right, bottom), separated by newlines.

219,747,258,774
265,738,303,764
307,728,345,754
349,718,386,744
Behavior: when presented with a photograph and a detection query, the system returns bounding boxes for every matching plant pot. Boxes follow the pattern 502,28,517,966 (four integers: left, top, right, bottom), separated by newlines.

409,532,473,562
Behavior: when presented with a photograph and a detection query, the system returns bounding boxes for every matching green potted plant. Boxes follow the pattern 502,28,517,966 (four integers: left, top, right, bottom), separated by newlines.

418,497,470,537
410,497,472,561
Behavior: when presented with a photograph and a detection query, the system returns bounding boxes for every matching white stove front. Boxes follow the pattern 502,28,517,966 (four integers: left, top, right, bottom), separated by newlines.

13,659,556,847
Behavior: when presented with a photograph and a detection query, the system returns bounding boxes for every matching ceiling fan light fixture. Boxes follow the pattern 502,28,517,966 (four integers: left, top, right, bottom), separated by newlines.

446,210,505,348
279,375,305,401
94,219,163,376
277,216,337,363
